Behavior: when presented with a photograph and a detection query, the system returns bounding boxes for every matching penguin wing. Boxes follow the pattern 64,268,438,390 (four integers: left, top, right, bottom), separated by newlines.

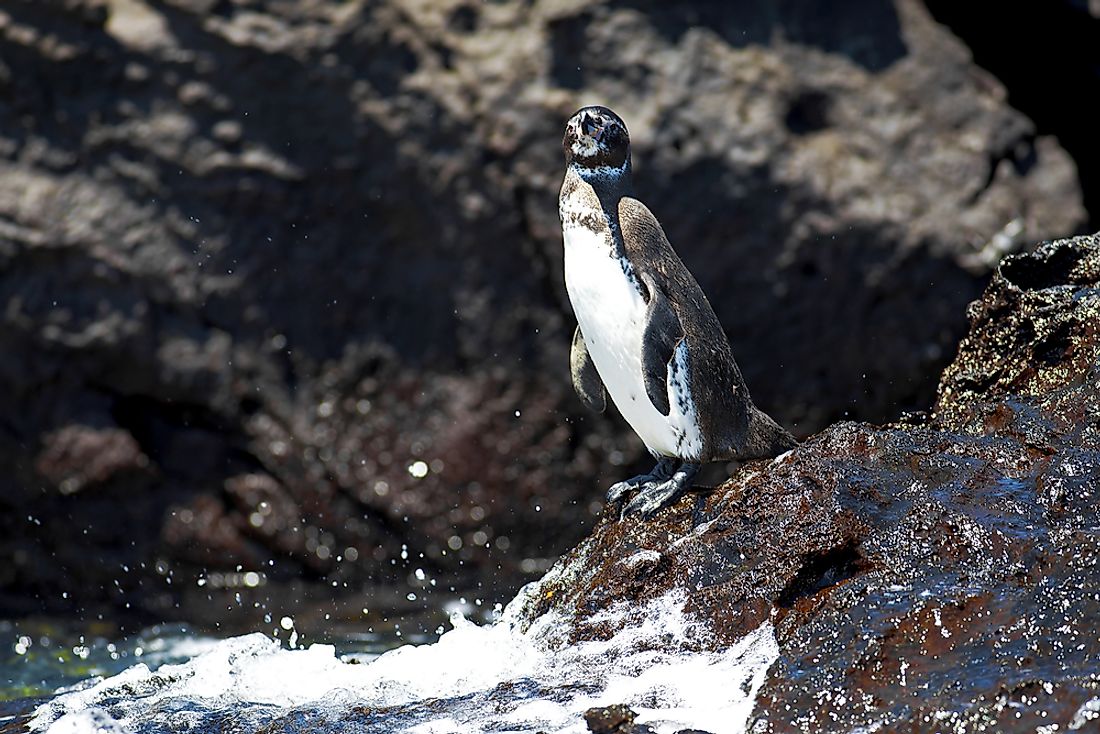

638,272,683,417
617,197,688,417
570,326,606,413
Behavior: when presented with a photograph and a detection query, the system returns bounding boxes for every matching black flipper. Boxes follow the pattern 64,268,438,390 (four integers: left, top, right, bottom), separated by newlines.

570,326,606,413
639,272,682,417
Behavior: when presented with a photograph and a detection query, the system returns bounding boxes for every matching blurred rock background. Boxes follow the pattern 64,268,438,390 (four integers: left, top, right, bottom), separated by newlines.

0,0,1093,627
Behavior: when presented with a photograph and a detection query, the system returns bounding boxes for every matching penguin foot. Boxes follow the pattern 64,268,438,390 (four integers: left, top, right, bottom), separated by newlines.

620,462,700,519
606,457,677,507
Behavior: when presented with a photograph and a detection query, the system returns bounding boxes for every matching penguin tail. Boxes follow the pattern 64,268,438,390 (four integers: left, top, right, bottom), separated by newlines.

742,406,798,459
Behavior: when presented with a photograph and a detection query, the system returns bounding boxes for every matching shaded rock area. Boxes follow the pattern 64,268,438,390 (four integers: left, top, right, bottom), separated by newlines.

509,234,1100,731
0,0,1088,626
926,0,1100,232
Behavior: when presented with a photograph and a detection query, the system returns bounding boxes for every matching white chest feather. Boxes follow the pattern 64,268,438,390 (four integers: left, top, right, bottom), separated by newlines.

561,215,703,460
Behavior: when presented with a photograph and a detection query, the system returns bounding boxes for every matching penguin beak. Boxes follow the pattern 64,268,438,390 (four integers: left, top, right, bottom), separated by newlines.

580,113,603,140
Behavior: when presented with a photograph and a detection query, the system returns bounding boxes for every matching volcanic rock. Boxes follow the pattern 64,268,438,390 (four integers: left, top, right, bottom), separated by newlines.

584,704,656,734
0,0,1087,623
508,234,1100,731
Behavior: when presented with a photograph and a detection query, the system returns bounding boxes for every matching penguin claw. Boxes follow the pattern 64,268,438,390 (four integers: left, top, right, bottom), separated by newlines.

607,476,667,505
619,462,700,519
621,481,682,519
605,458,678,507
606,477,641,506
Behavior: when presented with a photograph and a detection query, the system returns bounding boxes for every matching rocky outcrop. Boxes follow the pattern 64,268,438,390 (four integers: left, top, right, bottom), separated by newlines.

509,234,1100,731
0,0,1088,624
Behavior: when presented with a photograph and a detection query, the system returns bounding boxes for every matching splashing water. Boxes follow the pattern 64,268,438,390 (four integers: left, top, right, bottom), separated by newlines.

29,589,778,734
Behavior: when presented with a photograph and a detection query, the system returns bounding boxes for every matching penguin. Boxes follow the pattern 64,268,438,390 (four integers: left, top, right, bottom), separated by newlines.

559,105,797,518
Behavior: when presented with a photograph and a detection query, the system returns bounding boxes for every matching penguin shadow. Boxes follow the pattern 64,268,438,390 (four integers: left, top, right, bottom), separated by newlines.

681,458,781,511
690,461,748,495
681,468,745,529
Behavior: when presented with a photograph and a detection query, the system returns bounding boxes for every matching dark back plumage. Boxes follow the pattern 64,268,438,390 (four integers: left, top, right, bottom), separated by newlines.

616,197,757,458
560,107,796,461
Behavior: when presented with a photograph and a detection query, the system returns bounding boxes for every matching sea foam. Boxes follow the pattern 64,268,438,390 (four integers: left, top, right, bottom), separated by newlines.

31,589,778,734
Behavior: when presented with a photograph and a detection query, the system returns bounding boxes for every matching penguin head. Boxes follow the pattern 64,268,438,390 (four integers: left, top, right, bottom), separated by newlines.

563,106,630,174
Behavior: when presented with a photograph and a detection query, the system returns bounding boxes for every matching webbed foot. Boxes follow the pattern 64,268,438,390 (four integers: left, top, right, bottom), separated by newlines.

606,457,677,507
620,462,700,519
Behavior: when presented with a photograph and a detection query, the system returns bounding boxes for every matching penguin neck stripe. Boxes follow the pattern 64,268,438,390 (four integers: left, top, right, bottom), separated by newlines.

571,161,629,181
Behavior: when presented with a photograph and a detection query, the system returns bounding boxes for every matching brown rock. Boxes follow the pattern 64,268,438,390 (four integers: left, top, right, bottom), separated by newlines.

0,0,1089,623
509,234,1100,732
585,704,634,733
35,424,150,494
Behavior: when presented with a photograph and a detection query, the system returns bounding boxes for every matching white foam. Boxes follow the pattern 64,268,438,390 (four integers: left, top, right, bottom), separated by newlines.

30,591,778,734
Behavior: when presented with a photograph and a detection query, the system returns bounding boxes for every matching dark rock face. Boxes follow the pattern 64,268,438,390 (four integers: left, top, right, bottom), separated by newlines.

509,235,1100,731
0,0,1087,623
925,0,1100,231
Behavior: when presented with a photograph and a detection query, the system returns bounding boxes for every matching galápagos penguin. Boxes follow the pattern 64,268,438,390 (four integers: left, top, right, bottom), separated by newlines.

559,105,797,518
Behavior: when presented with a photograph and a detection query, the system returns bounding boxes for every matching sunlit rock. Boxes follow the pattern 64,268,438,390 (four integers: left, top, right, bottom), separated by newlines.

508,234,1100,732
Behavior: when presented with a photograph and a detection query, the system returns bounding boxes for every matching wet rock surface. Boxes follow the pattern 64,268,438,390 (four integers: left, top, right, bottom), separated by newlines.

580,704,712,734
510,234,1100,731
0,0,1088,625
584,704,655,734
